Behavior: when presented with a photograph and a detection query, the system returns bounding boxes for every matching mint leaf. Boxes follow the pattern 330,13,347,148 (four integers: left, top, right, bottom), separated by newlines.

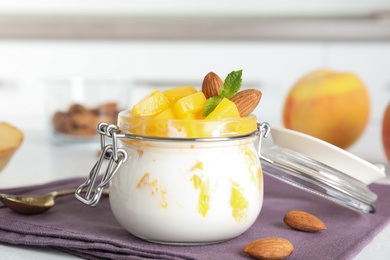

202,69,243,117
221,70,242,98
203,96,223,117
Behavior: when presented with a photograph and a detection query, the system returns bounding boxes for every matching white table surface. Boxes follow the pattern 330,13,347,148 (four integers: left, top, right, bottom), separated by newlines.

1,128,390,259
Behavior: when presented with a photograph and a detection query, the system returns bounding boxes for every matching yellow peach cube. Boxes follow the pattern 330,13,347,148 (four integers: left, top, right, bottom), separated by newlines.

163,86,198,105
155,108,176,120
173,92,207,119
145,108,176,137
205,98,240,120
128,108,175,137
131,90,169,117
226,116,258,136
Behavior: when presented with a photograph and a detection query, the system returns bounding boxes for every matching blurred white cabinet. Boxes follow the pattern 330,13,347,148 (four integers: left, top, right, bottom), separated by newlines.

0,40,388,130
0,0,388,17
0,41,325,128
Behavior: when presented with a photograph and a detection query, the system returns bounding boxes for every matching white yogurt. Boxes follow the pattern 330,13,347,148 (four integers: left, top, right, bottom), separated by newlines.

109,136,263,244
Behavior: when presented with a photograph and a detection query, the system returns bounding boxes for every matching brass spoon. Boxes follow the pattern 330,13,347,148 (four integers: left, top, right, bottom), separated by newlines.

0,189,109,215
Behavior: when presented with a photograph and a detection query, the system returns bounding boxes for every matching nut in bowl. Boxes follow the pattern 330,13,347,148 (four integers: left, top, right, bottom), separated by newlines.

76,70,267,244
52,102,121,139
44,78,131,144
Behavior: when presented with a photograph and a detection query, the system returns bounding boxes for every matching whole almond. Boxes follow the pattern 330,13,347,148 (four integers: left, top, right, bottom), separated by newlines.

230,89,262,117
244,237,294,260
283,210,326,232
202,72,224,99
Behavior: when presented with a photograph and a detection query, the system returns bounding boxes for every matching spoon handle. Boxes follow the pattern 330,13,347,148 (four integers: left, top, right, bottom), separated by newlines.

52,189,79,198
53,189,109,198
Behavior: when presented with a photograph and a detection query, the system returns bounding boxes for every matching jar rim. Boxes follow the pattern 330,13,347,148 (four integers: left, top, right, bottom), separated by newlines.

117,110,258,139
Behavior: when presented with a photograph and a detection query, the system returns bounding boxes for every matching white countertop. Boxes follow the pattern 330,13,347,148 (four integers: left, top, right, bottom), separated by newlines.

1,127,390,259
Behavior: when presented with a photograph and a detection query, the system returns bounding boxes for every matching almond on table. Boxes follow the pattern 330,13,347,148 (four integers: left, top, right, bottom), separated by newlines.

283,210,326,232
244,237,294,260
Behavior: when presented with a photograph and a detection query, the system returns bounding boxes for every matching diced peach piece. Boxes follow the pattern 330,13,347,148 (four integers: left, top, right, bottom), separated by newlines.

155,108,176,120
163,86,198,105
144,108,176,136
226,117,258,136
131,90,169,117
205,98,240,120
173,92,207,119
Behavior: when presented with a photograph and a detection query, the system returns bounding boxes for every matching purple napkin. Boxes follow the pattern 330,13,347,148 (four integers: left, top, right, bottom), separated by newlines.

1,166,390,260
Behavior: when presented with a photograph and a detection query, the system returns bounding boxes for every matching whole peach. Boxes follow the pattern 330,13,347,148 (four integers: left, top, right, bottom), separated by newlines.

283,69,370,149
382,102,390,161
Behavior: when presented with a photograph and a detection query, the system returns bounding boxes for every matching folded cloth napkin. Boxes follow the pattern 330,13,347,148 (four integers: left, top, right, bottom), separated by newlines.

1,165,390,260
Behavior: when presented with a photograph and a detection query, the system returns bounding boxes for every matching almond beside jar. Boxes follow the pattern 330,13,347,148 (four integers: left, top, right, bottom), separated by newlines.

76,70,267,244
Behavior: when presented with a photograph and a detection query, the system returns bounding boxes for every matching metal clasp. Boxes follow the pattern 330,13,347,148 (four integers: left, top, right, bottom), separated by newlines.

75,123,128,206
257,122,273,164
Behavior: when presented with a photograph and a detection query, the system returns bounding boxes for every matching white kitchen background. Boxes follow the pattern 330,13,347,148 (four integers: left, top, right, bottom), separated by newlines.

0,0,389,164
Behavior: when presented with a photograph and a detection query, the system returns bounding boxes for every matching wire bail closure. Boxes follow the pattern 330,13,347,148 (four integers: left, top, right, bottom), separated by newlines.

75,123,128,206
257,122,271,162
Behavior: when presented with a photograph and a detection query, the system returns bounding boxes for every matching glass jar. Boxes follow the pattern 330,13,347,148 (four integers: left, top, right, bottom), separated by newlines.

77,111,264,244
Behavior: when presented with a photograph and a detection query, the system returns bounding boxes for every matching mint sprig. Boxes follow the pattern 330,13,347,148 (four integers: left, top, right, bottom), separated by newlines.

203,70,243,117
203,96,223,117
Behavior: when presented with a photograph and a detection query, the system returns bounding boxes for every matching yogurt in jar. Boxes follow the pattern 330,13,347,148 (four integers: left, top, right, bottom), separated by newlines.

109,134,263,244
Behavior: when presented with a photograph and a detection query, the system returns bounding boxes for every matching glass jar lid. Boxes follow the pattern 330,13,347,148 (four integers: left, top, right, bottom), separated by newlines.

259,125,386,213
